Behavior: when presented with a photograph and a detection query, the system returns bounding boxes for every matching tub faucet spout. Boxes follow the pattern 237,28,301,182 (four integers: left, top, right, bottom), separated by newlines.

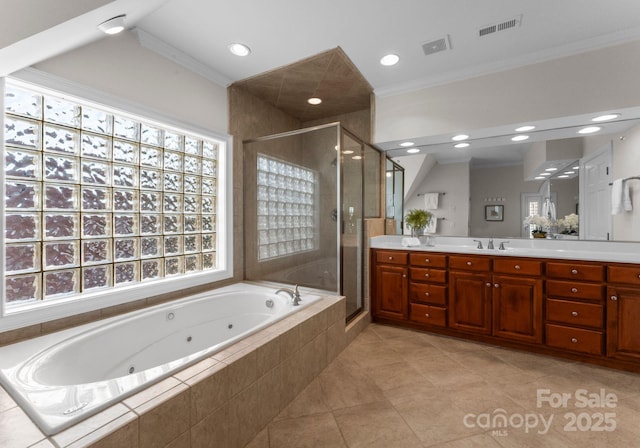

275,285,301,306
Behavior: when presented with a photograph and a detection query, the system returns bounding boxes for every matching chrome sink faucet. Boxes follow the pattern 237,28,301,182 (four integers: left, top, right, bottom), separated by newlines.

499,241,509,250
487,239,494,250
275,285,301,306
473,239,483,249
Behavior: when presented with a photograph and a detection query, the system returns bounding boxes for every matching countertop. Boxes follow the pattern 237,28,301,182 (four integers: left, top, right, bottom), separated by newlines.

370,236,640,264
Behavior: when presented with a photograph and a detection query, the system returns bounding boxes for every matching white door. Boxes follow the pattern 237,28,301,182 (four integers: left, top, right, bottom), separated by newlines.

580,145,612,240
521,192,557,238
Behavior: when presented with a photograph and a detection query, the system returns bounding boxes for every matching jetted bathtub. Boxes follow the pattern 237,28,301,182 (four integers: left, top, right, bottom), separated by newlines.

0,282,322,435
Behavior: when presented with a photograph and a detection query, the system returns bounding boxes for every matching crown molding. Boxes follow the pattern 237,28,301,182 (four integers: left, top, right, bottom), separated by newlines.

132,27,231,87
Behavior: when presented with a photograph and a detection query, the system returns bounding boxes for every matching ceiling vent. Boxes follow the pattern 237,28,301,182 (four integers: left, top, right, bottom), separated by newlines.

422,35,451,56
478,15,522,38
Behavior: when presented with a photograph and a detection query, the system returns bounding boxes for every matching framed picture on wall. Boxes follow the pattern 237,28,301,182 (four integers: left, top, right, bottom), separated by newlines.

485,205,504,221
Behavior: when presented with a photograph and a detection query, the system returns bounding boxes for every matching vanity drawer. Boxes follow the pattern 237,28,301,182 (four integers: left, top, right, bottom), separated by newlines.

494,258,542,276
410,267,446,283
449,255,491,272
546,298,603,329
376,250,408,265
410,253,447,268
546,262,604,282
546,280,603,301
607,265,640,286
410,303,447,327
410,283,447,305
546,324,603,355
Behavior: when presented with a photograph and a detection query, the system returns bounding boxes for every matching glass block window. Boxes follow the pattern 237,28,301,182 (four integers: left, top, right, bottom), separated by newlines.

256,154,316,261
3,81,220,306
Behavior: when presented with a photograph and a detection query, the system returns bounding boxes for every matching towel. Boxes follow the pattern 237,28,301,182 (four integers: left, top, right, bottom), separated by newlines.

424,217,437,234
423,193,439,210
401,237,421,247
541,198,556,221
623,180,633,212
612,179,624,214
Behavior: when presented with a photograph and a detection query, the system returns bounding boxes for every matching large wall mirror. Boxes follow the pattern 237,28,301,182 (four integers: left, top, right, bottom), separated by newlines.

388,108,640,242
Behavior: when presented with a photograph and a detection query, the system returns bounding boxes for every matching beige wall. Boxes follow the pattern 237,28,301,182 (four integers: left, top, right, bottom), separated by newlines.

375,40,640,143
402,162,470,236
32,30,228,133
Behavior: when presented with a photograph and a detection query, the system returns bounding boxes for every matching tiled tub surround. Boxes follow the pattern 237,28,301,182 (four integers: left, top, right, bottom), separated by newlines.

0,286,359,448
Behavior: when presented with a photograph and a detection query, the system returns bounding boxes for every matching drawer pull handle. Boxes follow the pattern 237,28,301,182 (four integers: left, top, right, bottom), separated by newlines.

425,313,430,318
402,274,407,278
637,274,640,279
486,282,492,287
571,311,579,317
424,274,430,278
424,292,430,297
494,283,500,288
571,269,578,275
611,295,618,301
388,256,393,260
571,288,578,293
425,258,430,263
515,265,521,270
467,261,472,266
571,338,578,343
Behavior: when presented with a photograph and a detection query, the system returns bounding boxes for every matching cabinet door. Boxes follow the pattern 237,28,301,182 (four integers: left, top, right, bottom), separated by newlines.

607,286,640,361
375,265,408,320
492,275,543,343
449,270,492,334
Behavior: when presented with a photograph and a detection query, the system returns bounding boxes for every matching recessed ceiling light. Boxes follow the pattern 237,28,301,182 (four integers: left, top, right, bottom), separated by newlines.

578,126,601,134
592,114,619,122
572,166,580,170
452,134,469,141
380,54,400,66
511,135,529,142
307,97,322,105
454,143,470,148
545,167,558,172
540,173,551,176
515,125,536,132
564,171,575,175
352,155,363,160
534,176,545,180
407,148,420,154
557,175,569,178
228,42,251,56
343,150,354,155
98,15,126,35
400,141,414,147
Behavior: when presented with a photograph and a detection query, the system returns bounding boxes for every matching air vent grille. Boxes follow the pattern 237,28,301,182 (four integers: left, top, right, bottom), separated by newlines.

421,35,451,56
479,15,522,37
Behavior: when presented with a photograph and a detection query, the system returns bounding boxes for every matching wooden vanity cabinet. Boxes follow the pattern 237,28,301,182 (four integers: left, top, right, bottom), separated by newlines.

448,255,492,335
544,261,605,355
606,264,640,361
409,253,448,327
373,251,409,321
492,258,544,343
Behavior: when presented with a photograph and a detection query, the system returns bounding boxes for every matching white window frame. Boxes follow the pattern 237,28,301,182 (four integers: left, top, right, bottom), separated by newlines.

0,70,233,332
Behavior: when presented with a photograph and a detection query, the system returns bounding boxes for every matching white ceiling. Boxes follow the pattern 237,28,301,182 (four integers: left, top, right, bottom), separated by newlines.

136,0,640,96
4,0,640,165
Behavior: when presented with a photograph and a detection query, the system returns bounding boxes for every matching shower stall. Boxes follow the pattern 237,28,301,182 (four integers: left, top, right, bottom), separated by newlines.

243,123,381,319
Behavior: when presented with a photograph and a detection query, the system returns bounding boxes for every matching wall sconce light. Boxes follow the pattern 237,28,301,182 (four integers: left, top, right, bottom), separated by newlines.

98,15,126,35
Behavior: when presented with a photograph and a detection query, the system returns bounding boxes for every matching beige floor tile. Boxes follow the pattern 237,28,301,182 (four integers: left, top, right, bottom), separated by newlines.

408,353,485,387
333,400,422,448
268,412,347,448
0,407,47,448
427,432,504,447
364,360,430,392
275,379,330,421
318,357,386,411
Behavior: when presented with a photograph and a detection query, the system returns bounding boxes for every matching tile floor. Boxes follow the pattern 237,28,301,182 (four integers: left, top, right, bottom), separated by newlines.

247,323,640,447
